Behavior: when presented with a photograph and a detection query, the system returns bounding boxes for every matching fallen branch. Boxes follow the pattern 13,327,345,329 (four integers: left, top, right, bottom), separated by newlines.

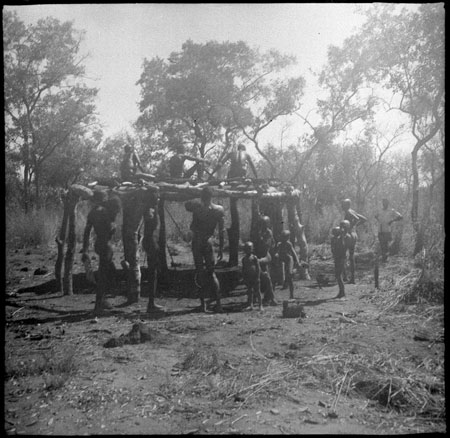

12,307,25,317
249,334,270,361
231,414,247,425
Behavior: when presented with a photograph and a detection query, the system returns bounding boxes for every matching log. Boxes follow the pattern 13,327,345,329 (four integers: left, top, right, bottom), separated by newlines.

69,184,94,200
87,180,291,202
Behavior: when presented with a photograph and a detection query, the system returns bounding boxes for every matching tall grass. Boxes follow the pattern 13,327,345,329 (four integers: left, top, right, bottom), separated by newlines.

6,207,62,249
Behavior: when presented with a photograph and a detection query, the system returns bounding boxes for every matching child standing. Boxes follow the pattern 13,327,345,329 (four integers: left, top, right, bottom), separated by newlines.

275,230,300,299
241,241,263,311
330,224,350,298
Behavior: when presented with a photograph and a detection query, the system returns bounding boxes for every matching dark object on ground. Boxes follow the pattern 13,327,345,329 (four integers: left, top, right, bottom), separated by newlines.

282,301,306,318
34,267,48,275
104,322,159,348
316,273,329,289
413,328,444,343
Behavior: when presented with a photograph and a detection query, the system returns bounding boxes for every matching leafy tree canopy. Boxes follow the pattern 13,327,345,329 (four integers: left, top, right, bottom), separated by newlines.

4,11,99,209
136,39,305,173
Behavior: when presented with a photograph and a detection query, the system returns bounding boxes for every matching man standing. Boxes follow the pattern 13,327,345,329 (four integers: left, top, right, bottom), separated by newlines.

185,187,225,313
285,185,310,280
375,198,403,262
341,199,367,284
216,144,258,179
81,190,121,315
121,187,164,312
141,190,165,313
254,215,278,306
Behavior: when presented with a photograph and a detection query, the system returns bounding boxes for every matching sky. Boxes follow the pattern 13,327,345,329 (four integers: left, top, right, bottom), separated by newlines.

4,3,415,148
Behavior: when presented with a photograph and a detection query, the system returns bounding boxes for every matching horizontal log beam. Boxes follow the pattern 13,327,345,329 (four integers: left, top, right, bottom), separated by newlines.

72,180,296,203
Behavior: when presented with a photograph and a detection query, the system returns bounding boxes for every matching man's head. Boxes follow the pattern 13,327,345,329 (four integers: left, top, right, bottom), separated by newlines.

341,199,351,211
285,185,295,194
382,198,389,209
92,189,108,204
281,229,291,241
237,144,246,151
200,187,213,204
260,215,271,229
243,241,254,255
331,227,341,237
124,144,132,153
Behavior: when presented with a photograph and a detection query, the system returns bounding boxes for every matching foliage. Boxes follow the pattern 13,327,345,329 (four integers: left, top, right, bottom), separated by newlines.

319,4,444,253
6,207,61,249
3,11,100,210
136,39,305,176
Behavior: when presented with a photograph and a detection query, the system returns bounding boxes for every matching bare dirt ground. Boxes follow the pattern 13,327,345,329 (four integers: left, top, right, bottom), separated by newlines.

4,242,445,435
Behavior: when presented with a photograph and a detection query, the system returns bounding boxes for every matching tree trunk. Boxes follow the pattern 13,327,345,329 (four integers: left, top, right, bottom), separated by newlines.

158,198,168,285
34,166,41,209
23,162,31,213
63,196,78,295
55,194,69,292
227,197,240,266
411,148,422,255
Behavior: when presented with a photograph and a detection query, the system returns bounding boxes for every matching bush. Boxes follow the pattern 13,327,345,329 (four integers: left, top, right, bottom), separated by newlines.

6,207,62,249
305,204,341,245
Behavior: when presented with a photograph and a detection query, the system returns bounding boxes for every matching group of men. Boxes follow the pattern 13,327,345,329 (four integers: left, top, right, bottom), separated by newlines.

330,198,403,298
82,140,403,315
119,140,257,182
81,140,257,315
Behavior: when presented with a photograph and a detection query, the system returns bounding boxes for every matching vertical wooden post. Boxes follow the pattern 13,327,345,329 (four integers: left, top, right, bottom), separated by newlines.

250,197,260,244
63,194,78,295
286,195,296,246
227,197,239,267
158,197,168,284
55,193,69,293
273,200,284,242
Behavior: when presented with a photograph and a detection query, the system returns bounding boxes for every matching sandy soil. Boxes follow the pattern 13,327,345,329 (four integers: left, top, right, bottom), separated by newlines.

4,243,445,435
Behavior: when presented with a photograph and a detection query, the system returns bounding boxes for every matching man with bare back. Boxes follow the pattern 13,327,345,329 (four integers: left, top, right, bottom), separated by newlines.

341,199,367,284
375,198,403,262
121,187,164,312
285,185,310,280
218,144,258,179
168,143,210,179
185,187,225,313
81,190,121,315
254,214,278,306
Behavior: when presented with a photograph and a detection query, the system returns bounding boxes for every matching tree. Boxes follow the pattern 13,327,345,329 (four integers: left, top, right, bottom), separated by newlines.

136,40,305,177
320,4,444,253
3,11,99,211
41,128,102,191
